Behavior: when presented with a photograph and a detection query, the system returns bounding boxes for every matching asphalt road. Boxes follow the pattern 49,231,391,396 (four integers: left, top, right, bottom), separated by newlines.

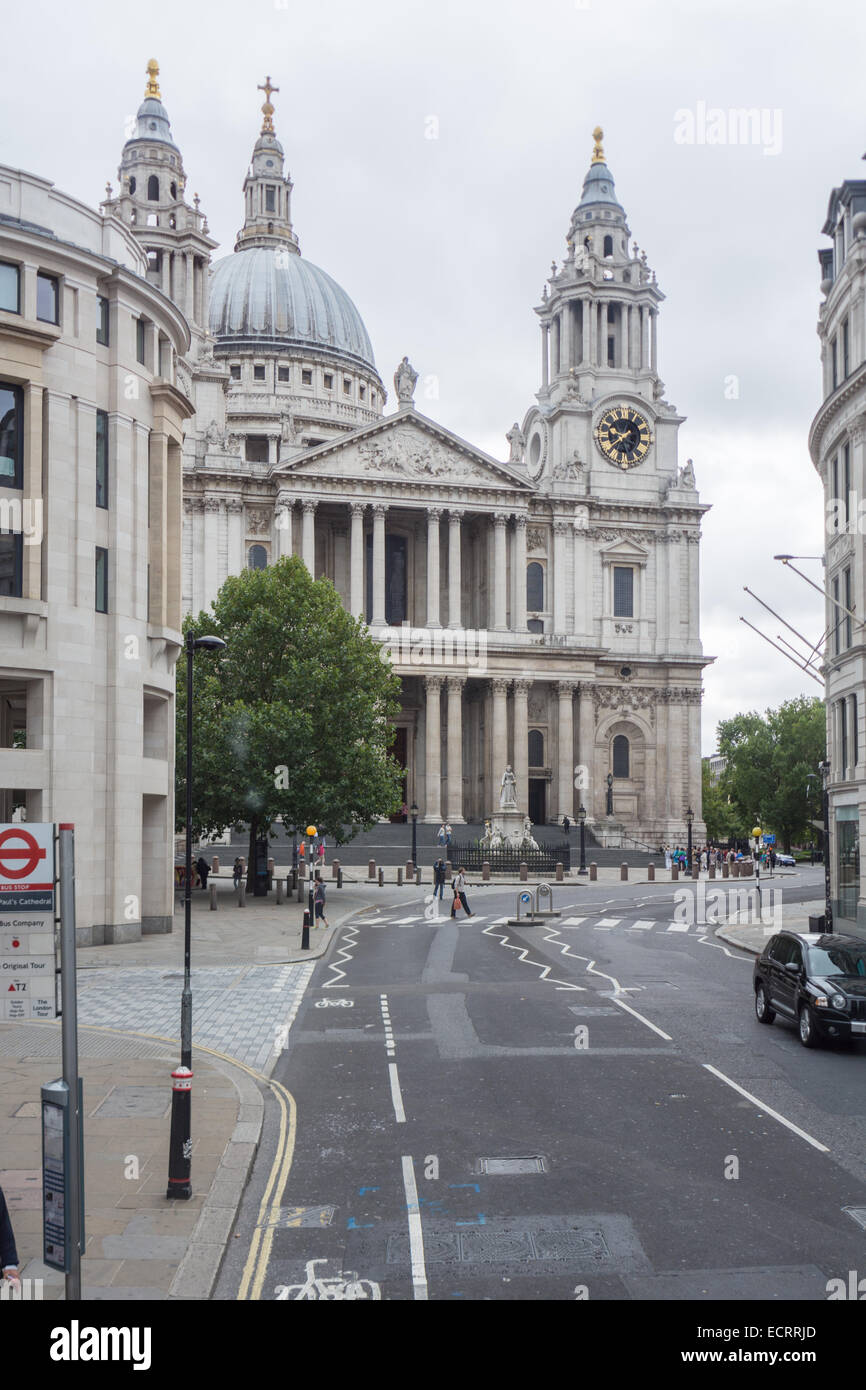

217,868,866,1302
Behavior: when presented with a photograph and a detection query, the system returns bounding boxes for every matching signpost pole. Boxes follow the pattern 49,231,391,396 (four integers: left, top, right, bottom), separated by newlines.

58,824,82,1301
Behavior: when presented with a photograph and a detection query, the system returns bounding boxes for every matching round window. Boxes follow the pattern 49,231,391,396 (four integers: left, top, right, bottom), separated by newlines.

530,434,541,468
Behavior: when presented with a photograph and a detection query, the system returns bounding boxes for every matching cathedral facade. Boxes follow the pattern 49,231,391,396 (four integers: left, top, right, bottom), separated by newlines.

104,68,708,844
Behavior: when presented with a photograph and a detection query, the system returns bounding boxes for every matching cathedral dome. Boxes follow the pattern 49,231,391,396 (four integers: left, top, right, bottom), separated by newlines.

209,245,377,371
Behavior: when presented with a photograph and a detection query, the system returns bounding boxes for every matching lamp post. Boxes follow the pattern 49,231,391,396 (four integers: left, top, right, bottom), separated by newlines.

606,772,614,817
685,806,694,873
410,800,419,872
167,630,226,1200
577,804,587,875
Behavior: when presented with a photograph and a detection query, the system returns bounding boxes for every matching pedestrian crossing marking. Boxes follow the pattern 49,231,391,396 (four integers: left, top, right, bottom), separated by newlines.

666,922,690,933
594,918,622,929
561,917,587,927
629,920,655,930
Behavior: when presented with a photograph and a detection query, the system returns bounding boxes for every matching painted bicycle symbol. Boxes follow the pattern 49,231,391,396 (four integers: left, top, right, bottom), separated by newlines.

314,998,354,1008
275,1259,381,1300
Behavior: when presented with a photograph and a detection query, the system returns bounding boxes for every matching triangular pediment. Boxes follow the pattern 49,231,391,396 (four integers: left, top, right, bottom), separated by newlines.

600,537,650,563
273,409,534,492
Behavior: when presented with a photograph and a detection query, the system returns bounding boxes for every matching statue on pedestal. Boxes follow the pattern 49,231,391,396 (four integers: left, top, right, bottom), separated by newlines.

499,765,518,809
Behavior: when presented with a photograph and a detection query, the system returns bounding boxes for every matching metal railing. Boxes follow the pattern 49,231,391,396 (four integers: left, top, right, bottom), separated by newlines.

447,843,571,872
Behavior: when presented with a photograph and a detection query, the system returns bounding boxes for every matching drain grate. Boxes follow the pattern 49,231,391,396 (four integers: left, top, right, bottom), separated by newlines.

476,1156,547,1175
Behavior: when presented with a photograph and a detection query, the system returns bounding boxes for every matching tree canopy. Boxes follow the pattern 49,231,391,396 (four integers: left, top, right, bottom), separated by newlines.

714,695,826,849
176,556,404,854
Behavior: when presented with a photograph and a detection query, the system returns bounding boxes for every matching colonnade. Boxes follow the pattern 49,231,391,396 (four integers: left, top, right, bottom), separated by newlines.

542,297,658,380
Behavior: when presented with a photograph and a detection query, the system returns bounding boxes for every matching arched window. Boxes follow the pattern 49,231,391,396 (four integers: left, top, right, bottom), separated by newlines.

170,182,177,200
527,562,544,612
147,175,159,201
248,545,267,570
128,176,136,196
603,234,614,257
613,735,630,778
528,730,544,767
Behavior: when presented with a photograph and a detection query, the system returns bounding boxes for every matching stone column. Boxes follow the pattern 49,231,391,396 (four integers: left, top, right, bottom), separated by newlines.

493,513,508,631
513,679,530,815
582,297,591,364
556,681,575,822
446,675,465,823
573,513,590,639
426,507,442,628
301,499,317,575
491,678,509,790
599,302,609,369
448,511,462,629
553,521,568,634
184,252,194,323
589,300,597,366
372,503,387,625
561,303,572,373
424,675,444,822
203,496,220,610
577,684,595,815
274,499,293,560
513,515,528,632
350,502,365,619
651,308,658,374
541,323,549,390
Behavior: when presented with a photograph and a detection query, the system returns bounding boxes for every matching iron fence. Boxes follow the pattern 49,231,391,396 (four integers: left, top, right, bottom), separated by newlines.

447,842,571,873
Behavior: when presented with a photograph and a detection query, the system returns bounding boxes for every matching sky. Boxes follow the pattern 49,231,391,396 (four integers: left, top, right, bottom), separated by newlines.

2,0,859,753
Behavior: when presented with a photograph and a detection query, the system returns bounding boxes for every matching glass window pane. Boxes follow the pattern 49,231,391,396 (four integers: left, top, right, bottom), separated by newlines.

96,410,108,508
528,730,544,767
248,545,267,570
613,566,633,617
0,384,21,487
96,295,110,345
526,562,544,611
95,547,108,613
0,262,19,313
36,273,58,324
0,534,22,596
613,734,629,778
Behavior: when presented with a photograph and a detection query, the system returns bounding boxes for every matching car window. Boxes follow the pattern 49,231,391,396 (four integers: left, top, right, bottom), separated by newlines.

807,944,866,977
767,936,793,964
787,941,804,970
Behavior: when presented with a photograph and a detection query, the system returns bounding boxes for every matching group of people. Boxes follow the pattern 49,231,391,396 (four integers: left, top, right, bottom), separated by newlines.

661,845,746,872
432,858,472,917
436,823,454,848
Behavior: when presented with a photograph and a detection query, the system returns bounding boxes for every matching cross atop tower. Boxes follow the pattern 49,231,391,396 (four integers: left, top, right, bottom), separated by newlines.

144,58,161,100
258,76,280,134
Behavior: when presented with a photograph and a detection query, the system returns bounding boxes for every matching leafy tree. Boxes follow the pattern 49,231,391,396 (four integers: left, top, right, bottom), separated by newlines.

715,695,826,851
176,556,404,879
701,758,741,842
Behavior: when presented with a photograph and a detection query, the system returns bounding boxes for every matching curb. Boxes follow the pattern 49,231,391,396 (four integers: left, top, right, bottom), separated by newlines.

168,1048,265,1300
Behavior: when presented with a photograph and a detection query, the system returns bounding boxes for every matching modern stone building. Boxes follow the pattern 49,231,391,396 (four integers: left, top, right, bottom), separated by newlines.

810,167,866,935
0,160,191,944
103,69,708,845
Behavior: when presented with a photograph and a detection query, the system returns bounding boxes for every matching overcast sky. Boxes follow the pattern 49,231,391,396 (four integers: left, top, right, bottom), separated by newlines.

3,0,860,752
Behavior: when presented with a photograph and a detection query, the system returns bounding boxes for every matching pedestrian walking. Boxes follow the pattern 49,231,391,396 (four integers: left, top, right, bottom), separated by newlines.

664,845,672,870
450,867,473,918
433,858,447,898
317,839,326,869
232,857,243,888
445,823,453,848
0,1183,20,1290
562,815,570,835
313,874,329,928
196,855,210,889
437,823,446,846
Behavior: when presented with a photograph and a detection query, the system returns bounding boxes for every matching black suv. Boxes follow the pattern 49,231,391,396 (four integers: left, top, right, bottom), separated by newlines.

754,931,866,1048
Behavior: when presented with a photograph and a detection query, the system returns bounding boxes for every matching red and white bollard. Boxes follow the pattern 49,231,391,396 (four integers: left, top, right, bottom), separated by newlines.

166,1065,193,1200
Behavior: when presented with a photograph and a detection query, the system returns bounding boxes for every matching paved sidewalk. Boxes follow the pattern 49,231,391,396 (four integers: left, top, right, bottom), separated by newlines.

716,898,827,956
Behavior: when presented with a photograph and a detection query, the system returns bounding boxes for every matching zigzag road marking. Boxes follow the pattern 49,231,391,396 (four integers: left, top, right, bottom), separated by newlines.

481,922,585,992
322,923,359,989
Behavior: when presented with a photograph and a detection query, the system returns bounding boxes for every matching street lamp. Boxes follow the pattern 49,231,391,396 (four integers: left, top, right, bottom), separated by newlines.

577,804,588,875
167,630,226,1201
606,772,614,817
685,806,694,873
410,800,419,872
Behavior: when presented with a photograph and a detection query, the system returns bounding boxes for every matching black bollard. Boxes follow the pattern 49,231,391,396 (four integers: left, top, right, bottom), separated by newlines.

302,907,311,951
165,1065,193,1200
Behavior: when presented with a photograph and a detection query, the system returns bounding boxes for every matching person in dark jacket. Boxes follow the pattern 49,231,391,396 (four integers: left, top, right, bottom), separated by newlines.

196,856,210,889
0,1184,20,1288
433,859,447,898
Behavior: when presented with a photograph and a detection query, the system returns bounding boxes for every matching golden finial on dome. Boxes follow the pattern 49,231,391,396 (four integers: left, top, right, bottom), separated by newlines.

591,125,605,164
258,76,280,135
144,59,161,100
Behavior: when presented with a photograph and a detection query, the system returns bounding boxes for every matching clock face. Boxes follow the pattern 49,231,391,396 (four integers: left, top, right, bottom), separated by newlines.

594,405,653,469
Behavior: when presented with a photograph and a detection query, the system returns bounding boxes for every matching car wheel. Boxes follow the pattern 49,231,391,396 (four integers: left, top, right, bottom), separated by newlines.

798,1004,819,1049
755,984,775,1025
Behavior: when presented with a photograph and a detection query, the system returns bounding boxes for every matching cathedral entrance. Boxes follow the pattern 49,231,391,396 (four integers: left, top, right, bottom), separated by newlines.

389,725,409,822
366,534,408,624
528,778,546,825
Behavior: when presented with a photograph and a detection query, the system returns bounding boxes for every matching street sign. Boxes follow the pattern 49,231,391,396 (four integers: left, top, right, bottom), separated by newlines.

762,834,776,845
0,825,56,1020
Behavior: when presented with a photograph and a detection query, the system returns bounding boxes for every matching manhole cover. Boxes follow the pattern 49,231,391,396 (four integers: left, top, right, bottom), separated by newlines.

92,1086,170,1118
476,1157,547,1175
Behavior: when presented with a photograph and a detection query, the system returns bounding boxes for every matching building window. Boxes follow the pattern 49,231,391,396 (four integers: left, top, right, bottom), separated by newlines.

831,453,839,529
147,175,159,201
36,273,59,324
96,410,109,509
845,566,853,649
527,561,544,612
343,377,351,394
833,575,841,655
129,176,136,196
254,364,266,382
832,337,838,391
613,566,634,617
95,547,108,613
853,692,859,770
0,261,20,314
843,443,851,528
324,373,333,389
265,186,276,212
359,384,366,400
230,364,241,380
170,181,177,200
302,368,312,385
248,544,268,570
612,734,630,778
0,383,23,488
836,811,859,919
136,318,147,365
842,318,850,379
245,436,269,463
840,698,848,777
0,533,23,597
96,295,110,345
527,618,544,633
278,366,290,382
603,235,614,257
528,730,544,767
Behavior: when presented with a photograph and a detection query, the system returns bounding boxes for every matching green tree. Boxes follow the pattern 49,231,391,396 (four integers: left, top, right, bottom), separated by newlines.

716,695,825,851
177,556,404,877
701,758,740,842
